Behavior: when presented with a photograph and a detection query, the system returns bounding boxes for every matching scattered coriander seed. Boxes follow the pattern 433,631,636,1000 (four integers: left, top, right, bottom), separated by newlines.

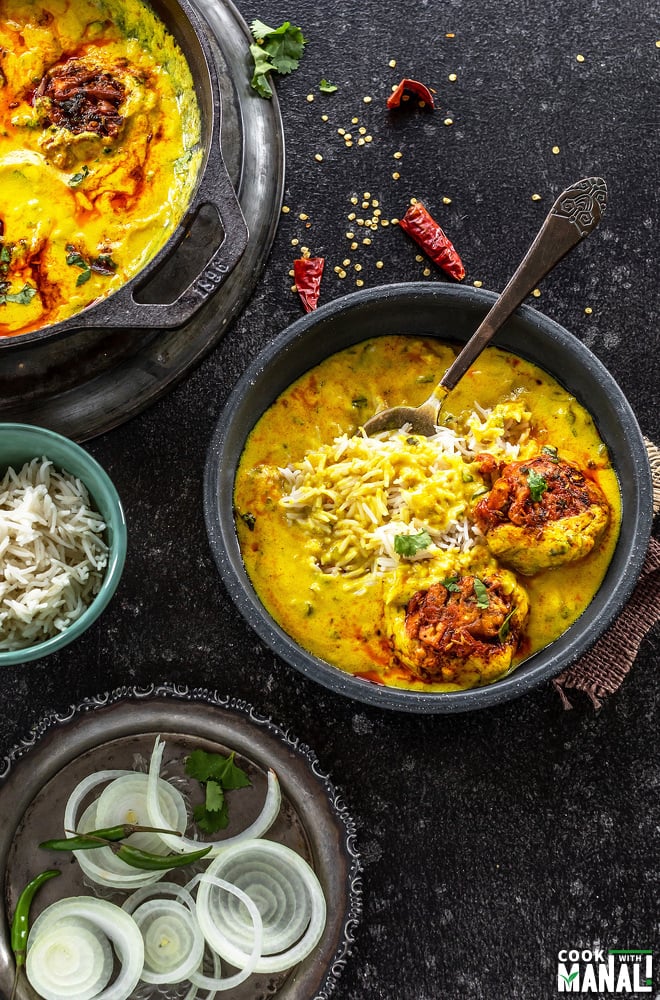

355,263,363,272
415,254,424,262
532,288,541,297
531,193,542,201
291,238,299,246
444,117,454,126
306,94,314,102
356,278,364,287
281,205,290,214
418,100,427,108
374,208,382,217
346,230,355,238
291,284,297,292
442,196,452,204
345,140,353,147
381,219,390,227
358,136,365,145
552,145,560,154
338,268,347,278
473,280,483,287
343,258,351,266
376,260,384,269
322,114,329,122
389,59,397,67
363,238,372,245
423,267,431,276
370,223,378,231
299,213,308,220
344,133,353,140
333,265,341,273
314,153,323,161
352,117,359,124
357,218,365,225
351,242,358,250
446,31,455,37
656,40,660,47
351,196,358,204
288,269,295,277
365,135,373,143
576,54,585,62
362,200,369,209
448,73,457,82
359,126,367,135
372,199,379,207
347,212,356,220
363,192,371,199
392,171,401,180
338,128,346,136
584,306,593,315
391,218,399,224
393,151,403,159
363,95,373,103
410,197,418,204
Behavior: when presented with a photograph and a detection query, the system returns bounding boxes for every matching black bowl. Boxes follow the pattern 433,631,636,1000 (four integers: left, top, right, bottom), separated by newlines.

204,284,653,713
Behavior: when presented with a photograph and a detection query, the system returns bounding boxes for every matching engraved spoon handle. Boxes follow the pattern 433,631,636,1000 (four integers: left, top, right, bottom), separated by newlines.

436,176,607,395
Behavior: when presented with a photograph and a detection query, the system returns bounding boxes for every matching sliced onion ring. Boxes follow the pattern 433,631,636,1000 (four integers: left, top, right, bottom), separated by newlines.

94,772,187,854
132,898,205,985
187,873,263,992
26,896,144,1000
146,736,281,856
196,839,327,974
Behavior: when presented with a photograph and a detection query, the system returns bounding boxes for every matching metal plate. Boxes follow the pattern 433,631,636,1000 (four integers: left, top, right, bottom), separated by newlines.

0,686,362,999
0,0,284,442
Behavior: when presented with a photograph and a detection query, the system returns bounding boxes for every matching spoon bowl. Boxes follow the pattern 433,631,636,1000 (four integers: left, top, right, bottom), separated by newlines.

362,176,607,436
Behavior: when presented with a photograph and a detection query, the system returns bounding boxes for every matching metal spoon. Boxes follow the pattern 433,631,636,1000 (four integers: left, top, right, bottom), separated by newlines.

362,176,607,436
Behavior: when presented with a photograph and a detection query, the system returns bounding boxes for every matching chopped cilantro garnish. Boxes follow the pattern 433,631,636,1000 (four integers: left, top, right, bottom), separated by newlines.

0,246,11,265
440,574,461,592
473,578,490,609
249,20,306,98
0,283,36,306
498,607,516,642
351,396,368,408
541,445,559,462
68,165,90,187
527,469,548,501
319,78,338,93
240,511,256,531
186,749,251,835
471,486,489,498
394,530,432,557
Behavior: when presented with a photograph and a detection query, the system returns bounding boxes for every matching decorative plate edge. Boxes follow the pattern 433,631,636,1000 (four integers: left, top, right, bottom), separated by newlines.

0,681,363,999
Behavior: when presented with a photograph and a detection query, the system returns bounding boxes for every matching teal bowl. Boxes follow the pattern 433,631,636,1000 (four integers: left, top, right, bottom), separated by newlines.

0,424,127,664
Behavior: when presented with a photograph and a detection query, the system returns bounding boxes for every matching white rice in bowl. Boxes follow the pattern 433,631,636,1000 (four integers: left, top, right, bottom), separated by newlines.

0,457,109,651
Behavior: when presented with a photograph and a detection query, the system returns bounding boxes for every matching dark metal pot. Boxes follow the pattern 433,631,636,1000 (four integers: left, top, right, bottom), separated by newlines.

204,283,653,714
0,0,247,347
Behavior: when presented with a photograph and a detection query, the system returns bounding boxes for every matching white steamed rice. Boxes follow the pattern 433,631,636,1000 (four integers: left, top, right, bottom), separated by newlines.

0,457,109,651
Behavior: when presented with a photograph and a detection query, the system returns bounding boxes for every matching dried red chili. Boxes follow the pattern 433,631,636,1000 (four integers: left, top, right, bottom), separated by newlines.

293,256,324,312
386,78,435,110
398,202,465,280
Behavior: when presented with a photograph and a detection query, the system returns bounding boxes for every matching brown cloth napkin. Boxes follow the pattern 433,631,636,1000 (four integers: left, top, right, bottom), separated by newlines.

553,439,660,709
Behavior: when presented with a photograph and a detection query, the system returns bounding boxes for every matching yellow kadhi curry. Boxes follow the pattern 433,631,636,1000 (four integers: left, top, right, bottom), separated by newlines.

0,0,201,335
234,337,621,693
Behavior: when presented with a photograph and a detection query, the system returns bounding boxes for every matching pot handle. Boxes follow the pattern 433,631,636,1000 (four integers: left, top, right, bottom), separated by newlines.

61,151,249,332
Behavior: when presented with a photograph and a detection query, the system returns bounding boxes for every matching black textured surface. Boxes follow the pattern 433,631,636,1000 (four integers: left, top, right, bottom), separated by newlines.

1,0,659,997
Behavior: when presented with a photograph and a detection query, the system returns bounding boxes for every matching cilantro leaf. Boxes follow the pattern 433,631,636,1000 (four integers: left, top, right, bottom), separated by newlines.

193,799,229,834
249,20,306,97
473,578,490,609
0,245,11,265
68,165,90,187
186,749,251,834
527,469,548,501
440,574,461,592
394,530,432,557
541,445,559,462
205,779,224,813
498,607,516,642
319,78,338,93
0,283,36,306
76,268,91,286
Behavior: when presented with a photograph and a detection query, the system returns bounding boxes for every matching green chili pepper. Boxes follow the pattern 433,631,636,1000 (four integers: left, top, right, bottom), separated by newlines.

40,823,183,852
113,842,212,870
10,869,61,1000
